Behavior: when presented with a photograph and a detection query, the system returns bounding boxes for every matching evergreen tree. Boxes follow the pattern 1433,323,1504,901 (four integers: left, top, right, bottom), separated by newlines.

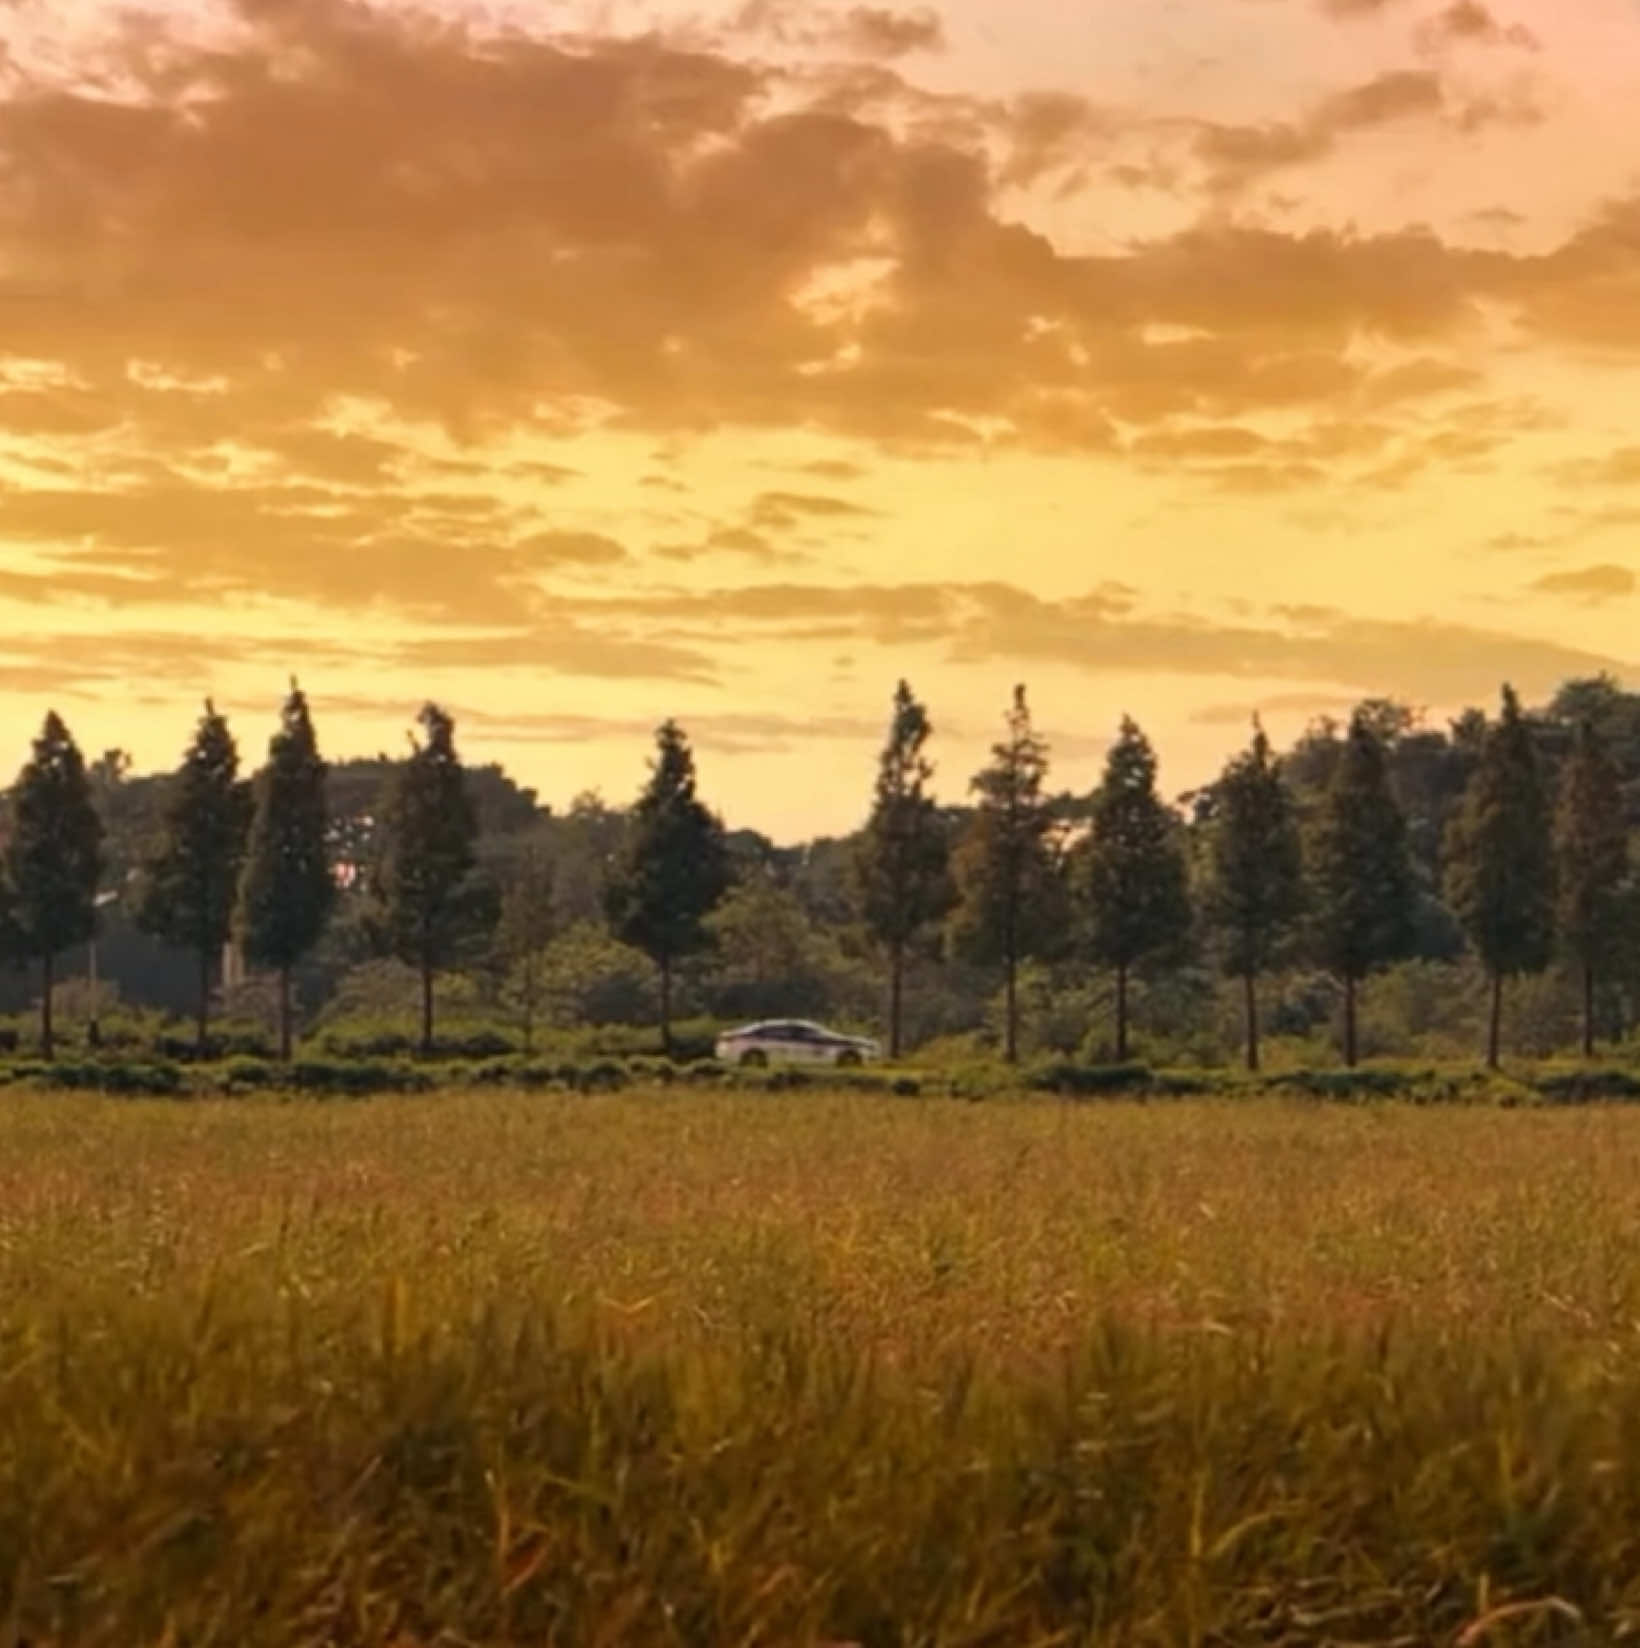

1308,709,1418,1065
1553,721,1629,1056
1448,685,1557,1064
236,681,334,1061
605,721,732,1054
373,703,487,1055
136,701,252,1051
949,685,1063,1064
3,713,103,1058
1446,685,1554,1068
495,832,555,1053
1077,717,1192,1063
1204,722,1304,1072
852,680,953,1058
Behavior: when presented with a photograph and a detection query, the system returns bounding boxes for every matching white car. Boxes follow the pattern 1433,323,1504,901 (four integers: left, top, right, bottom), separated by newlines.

714,1019,881,1068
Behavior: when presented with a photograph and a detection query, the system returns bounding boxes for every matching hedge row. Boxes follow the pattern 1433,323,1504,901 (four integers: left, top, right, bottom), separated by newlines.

3,1055,1640,1103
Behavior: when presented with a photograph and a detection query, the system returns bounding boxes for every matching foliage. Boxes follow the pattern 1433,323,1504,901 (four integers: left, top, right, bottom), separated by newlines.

703,873,871,1022
1446,685,1555,1065
135,701,252,1048
1307,709,1419,1063
492,828,556,1050
1076,717,1193,1062
853,680,954,1056
1,712,103,1056
1553,719,1629,1054
605,721,732,1050
949,686,1064,1062
236,682,334,1058
372,703,493,1053
1203,721,1304,1070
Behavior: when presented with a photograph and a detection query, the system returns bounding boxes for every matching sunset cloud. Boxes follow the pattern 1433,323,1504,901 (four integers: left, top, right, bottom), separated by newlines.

0,0,1633,833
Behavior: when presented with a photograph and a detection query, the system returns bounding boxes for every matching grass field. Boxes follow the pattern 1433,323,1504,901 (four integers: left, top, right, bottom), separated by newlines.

6,1089,1640,1644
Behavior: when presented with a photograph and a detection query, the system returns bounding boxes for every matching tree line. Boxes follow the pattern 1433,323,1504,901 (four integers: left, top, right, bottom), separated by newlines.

0,674,1629,1070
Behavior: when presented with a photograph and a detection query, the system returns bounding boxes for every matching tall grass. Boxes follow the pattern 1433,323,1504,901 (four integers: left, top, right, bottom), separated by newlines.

5,1091,1640,1642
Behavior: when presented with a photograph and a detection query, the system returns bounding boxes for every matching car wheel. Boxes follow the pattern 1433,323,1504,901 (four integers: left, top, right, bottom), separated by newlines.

835,1050,862,1068
740,1049,769,1068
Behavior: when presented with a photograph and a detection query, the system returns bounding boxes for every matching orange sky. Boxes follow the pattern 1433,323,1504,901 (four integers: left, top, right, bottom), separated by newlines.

1,0,1637,838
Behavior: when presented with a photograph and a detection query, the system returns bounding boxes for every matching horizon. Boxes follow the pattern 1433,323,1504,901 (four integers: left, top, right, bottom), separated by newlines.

2,0,1637,842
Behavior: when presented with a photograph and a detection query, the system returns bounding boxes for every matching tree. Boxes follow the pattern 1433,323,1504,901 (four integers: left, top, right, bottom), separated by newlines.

373,703,490,1055
1553,721,1629,1056
495,831,555,1053
136,701,252,1052
949,685,1063,1064
236,681,334,1061
1203,721,1304,1072
604,721,732,1054
1445,686,1555,1069
1077,717,1192,1063
853,680,953,1057
1308,710,1418,1066
3,713,103,1058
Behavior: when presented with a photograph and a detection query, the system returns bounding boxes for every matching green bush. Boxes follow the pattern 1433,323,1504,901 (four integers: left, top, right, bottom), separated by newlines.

1025,1060,1154,1096
1534,1068,1640,1103
286,1059,436,1096
13,1059,187,1096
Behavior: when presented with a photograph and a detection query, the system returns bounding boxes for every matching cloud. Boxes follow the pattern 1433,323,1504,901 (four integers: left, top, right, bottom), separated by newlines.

1415,1,1540,53
748,489,876,529
1529,564,1636,602
1554,447,1640,488
0,0,1578,486
511,530,629,567
839,7,945,57
729,1,944,58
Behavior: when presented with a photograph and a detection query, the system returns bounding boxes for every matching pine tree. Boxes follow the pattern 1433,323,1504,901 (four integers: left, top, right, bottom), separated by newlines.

949,685,1063,1064
1204,722,1304,1072
1308,709,1418,1066
373,703,488,1056
1446,685,1554,1068
496,832,555,1053
3,713,102,1058
236,681,334,1061
1553,720,1629,1057
853,680,953,1058
605,721,732,1054
1077,717,1192,1063
136,701,252,1052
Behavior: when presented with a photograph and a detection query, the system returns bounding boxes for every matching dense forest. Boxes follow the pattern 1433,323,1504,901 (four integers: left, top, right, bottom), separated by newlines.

3,672,1640,1070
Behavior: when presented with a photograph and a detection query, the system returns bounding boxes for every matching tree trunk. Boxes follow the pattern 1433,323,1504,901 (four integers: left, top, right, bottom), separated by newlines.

1243,970,1259,1073
1584,962,1595,1060
889,940,904,1061
197,943,212,1055
659,957,673,1058
1487,971,1502,1070
1004,948,1018,1065
523,953,536,1056
278,965,292,1064
41,950,54,1062
1115,962,1129,1064
420,960,435,1057
1343,974,1357,1068
87,935,100,1050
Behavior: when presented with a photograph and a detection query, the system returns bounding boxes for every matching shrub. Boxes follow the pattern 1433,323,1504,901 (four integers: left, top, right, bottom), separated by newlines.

1534,1068,1640,1103
286,1059,435,1096
1025,1060,1154,1097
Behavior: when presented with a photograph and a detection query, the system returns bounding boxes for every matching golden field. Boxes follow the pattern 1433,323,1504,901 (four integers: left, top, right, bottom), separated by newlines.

4,1089,1640,1644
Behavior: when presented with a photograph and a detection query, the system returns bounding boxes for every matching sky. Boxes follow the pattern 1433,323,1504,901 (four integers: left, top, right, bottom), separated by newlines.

0,0,1638,839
